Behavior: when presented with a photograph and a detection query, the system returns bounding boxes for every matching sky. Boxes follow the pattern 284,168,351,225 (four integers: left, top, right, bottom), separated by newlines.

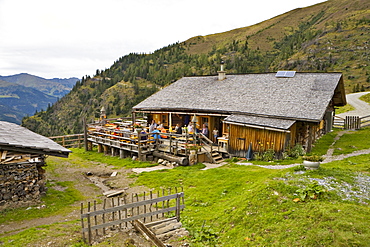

0,0,327,79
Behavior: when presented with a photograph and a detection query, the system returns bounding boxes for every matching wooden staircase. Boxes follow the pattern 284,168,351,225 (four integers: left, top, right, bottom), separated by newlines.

211,150,223,163
198,133,224,164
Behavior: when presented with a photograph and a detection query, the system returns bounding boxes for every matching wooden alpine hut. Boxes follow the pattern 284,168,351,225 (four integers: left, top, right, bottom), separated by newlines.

132,70,346,158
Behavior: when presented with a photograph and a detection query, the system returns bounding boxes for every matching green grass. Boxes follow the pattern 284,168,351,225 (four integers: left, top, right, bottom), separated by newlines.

133,161,370,246
0,181,84,225
2,124,370,246
247,159,301,165
359,92,370,104
323,154,370,173
332,127,370,155
68,148,156,169
335,104,355,114
0,220,85,247
310,128,340,156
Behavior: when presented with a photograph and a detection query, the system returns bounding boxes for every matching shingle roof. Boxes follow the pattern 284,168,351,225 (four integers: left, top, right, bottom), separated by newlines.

0,121,71,158
133,73,344,122
224,114,296,131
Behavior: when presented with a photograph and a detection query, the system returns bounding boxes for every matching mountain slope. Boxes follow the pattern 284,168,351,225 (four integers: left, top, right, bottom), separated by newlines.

22,0,370,136
0,73,78,98
0,80,57,124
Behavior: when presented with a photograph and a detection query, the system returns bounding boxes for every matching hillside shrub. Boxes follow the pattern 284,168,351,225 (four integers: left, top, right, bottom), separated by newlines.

283,144,305,159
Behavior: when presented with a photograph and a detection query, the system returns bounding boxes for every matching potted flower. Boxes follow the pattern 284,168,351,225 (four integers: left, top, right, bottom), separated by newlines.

186,144,200,165
186,144,201,151
302,155,324,169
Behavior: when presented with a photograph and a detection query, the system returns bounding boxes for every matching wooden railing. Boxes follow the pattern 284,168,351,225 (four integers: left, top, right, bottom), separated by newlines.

361,114,370,128
49,134,84,148
80,189,185,245
333,116,345,129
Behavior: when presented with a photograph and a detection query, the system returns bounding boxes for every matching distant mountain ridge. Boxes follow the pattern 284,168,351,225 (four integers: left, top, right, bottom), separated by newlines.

0,73,78,98
0,74,78,124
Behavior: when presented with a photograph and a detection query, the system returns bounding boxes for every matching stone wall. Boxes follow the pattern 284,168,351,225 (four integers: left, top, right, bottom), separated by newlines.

0,161,46,211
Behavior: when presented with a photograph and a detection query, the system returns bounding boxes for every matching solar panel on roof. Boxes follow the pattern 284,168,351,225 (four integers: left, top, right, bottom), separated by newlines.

275,71,286,77
275,71,296,78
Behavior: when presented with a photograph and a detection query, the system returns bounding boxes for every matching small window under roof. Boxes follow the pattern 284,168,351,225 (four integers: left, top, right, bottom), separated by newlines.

275,71,296,78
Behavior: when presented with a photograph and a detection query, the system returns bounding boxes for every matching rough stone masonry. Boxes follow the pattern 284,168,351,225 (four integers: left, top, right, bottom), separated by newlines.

0,162,46,211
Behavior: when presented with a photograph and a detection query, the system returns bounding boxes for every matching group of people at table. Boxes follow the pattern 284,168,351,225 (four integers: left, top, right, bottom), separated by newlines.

141,120,213,140
97,119,219,144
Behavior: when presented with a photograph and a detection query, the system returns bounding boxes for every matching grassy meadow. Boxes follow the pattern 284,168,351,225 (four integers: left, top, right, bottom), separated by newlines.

0,127,369,246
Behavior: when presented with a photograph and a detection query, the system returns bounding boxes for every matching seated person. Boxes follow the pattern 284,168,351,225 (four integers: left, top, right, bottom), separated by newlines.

201,124,209,137
152,127,162,140
175,123,182,134
187,123,194,133
160,127,168,138
140,129,148,140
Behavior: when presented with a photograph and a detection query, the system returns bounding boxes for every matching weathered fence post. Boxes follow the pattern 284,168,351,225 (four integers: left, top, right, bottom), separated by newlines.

80,203,85,243
123,195,128,228
162,188,165,217
167,188,171,216
118,197,122,230
176,193,181,222
94,200,98,236
143,192,146,223
111,198,115,223
87,212,92,245
150,191,153,222
102,199,106,235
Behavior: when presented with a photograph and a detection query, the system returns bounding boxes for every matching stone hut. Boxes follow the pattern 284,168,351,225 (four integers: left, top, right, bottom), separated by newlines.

0,121,71,210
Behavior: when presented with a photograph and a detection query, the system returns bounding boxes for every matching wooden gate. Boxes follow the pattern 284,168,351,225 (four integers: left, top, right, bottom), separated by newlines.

344,116,360,130
334,115,370,130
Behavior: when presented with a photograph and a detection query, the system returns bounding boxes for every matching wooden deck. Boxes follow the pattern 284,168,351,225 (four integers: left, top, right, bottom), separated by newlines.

86,124,227,164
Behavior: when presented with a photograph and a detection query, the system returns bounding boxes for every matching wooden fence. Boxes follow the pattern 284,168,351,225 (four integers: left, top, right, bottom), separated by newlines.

80,189,185,245
333,115,370,130
361,114,370,128
49,134,84,148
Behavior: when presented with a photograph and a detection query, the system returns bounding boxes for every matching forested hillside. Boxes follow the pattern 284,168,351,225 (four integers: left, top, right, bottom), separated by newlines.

22,0,370,136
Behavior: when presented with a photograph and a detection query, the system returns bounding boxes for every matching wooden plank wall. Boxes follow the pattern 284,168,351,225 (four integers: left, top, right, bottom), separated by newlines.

228,125,288,155
291,121,322,152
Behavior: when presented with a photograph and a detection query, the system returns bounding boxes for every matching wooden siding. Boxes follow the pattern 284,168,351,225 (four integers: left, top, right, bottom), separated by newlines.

228,119,325,157
292,121,323,153
147,113,328,157
228,125,289,156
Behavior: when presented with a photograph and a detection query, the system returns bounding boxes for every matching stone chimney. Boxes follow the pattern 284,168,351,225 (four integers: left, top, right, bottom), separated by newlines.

218,61,226,81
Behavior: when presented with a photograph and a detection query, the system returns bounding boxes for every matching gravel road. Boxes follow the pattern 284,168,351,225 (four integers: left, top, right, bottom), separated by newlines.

337,91,370,117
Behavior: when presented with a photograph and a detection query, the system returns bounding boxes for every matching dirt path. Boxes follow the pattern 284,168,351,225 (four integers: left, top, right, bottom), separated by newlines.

2,126,369,245
0,157,153,246
235,130,370,169
337,91,370,117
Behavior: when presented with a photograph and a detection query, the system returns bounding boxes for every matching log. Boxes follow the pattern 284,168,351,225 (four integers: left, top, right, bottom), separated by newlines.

152,222,182,235
103,189,126,197
153,151,189,166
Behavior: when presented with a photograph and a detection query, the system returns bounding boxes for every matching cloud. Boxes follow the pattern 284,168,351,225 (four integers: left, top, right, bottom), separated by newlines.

0,0,326,79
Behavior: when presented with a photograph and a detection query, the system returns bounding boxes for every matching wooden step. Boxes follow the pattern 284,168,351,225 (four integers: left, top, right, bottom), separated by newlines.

208,150,223,163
